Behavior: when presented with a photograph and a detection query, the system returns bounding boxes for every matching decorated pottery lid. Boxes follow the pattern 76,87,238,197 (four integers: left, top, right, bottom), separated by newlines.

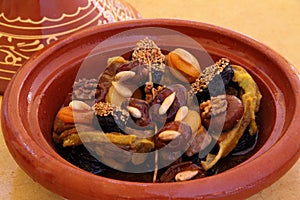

0,0,140,94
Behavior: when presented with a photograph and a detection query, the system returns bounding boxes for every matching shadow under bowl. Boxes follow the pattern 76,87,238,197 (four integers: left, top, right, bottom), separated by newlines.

1,19,300,200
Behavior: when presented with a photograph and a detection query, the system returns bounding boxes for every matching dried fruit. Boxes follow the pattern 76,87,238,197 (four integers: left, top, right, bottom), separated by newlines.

72,78,98,102
57,106,74,123
95,56,127,103
57,105,94,125
201,65,261,171
200,95,244,131
182,110,201,134
124,99,152,128
185,125,212,157
131,37,166,83
191,58,234,102
53,38,262,183
116,61,149,85
152,85,187,122
93,102,130,133
105,85,127,106
155,121,192,150
168,48,201,83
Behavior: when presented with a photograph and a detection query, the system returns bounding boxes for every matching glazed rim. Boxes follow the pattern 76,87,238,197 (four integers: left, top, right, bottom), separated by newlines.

2,19,300,199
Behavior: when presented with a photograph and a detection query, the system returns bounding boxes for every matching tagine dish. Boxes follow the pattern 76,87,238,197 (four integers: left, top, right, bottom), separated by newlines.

53,38,262,183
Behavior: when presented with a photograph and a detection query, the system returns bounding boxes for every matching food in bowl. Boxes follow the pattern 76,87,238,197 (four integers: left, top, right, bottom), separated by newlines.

52,37,262,182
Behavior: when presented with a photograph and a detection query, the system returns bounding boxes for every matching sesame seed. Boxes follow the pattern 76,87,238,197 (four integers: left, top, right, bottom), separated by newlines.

190,58,230,94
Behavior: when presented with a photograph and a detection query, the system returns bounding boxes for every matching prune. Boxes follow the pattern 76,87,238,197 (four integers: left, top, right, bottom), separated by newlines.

94,115,123,133
231,130,258,155
194,60,234,103
151,68,163,83
54,144,108,175
93,102,129,133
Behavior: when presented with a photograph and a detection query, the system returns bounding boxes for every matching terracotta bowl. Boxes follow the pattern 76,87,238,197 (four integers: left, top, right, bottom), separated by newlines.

1,19,300,200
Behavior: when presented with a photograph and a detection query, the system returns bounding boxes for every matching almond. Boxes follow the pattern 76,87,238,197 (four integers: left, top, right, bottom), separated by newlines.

131,154,148,165
127,106,142,118
174,106,189,121
158,130,181,141
114,71,136,82
158,92,176,115
69,100,91,111
175,170,199,181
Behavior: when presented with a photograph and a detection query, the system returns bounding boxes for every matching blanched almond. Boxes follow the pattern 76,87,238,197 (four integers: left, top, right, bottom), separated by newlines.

114,71,136,82
127,106,142,118
159,92,176,115
175,106,189,121
69,100,91,111
158,130,181,141
175,170,199,181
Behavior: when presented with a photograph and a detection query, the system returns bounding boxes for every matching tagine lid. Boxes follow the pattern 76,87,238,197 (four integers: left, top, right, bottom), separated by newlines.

0,0,141,94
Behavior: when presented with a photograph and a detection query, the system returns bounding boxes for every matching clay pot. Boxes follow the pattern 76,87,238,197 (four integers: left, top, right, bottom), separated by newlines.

0,0,140,94
1,19,300,199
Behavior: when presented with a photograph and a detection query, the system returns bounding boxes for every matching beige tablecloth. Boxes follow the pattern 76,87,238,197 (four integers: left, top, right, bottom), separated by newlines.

1,0,299,199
